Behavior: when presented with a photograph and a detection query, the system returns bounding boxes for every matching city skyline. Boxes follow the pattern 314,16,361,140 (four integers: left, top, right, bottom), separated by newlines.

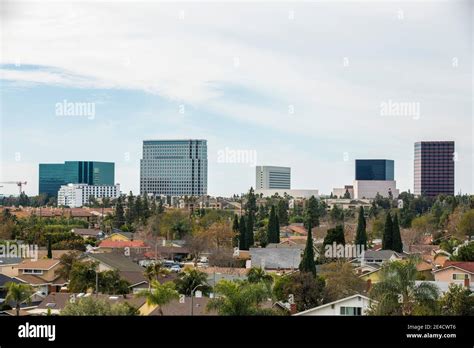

1,1,472,196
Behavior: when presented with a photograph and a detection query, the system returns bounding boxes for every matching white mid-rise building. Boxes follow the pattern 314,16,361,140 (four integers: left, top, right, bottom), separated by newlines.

256,166,291,190
58,183,120,207
353,180,398,199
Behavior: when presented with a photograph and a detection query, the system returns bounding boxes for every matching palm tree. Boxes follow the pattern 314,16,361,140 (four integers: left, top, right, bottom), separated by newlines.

247,267,273,285
368,258,439,315
207,280,272,316
5,282,34,316
138,280,179,316
143,263,170,289
174,268,210,296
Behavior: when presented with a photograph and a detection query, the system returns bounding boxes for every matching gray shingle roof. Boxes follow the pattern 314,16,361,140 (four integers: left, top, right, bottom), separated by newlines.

250,247,301,269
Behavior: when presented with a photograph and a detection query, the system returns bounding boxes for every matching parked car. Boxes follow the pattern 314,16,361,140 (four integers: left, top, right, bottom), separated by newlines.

170,264,181,273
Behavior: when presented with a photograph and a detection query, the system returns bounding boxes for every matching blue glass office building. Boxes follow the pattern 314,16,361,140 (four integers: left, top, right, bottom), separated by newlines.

355,159,394,181
39,161,115,196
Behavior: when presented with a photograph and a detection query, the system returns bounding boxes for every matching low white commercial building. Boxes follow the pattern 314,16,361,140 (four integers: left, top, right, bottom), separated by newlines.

353,180,399,199
58,183,120,207
255,189,319,199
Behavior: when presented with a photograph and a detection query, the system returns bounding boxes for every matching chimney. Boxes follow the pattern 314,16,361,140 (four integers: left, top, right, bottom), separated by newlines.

290,303,297,315
464,277,470,289
366,279,372,292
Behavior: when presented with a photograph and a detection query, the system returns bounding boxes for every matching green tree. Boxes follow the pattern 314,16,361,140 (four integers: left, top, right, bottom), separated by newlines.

392,214,403,253
246,212,254,249
458,209,474,237
61,296,138,316
354,207,367,249
5,282,34,316
267,205,278,244
232,214,239,232
320,261,366,303
273,272,325,312
247,267,273,286
299,221,316,276
368,259,439,315
440,283,474,315
47,236,52,259
306,196,320,227
114,196,125,228
144,263,170,288
174,268,211,296
125,191,135,226
238,215,247,250
138,281,179,316
323,225,345,247
55,251,80,280
382,212,393,250
329,205,344,223
277,200,289,226
68,261,98,293
207,280,273,316
451,242,474,261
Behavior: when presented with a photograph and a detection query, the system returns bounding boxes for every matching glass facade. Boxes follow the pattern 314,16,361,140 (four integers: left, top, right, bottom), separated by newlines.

414,141,455,196
140,140,208,196
39,161,115,196
355,160,394,181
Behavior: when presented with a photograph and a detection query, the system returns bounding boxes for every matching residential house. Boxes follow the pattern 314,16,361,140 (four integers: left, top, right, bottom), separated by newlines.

71,228,104,240
433,261,474,286
294,294,375,316
84,253,149,292
13,259,67,300
29,292,147,315
249,247,301,270
98,240,150,254
0,257,22,277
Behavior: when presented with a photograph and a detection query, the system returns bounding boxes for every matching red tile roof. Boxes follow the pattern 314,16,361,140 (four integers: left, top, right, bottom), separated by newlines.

442,261,474,273
98,240,148,249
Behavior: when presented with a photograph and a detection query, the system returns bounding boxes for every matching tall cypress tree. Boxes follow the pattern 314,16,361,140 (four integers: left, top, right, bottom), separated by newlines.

382,212,393,250
114,196,125,228
275,214,280,243
306,196,320,227
299,221,316,276
392,214,403,253
47,236,52,259
126,191,135,226
355,206,367,249
232,214,240,232
267,206,277,243
246,212,254,248
239,215,247,250
277,200,289,226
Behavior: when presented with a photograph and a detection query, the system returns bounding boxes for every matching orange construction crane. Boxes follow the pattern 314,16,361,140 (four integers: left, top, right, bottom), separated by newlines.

0,181,27,195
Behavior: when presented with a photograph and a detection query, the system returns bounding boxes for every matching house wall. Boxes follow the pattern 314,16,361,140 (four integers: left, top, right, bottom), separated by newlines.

434,268,473,283
0,265,19,277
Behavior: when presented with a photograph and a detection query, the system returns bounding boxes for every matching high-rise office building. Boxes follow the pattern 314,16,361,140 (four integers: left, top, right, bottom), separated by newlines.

355,159,394,181
256,166,291,190
39,161,115,197
140,139,208,196
414,141,455,196
353,159,398,199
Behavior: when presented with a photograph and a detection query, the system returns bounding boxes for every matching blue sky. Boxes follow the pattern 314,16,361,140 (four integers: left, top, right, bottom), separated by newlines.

0,0,472,196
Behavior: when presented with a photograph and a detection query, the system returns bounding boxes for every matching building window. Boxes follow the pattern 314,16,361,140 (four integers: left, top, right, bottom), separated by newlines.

452,273,468,280
340,306,362,316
